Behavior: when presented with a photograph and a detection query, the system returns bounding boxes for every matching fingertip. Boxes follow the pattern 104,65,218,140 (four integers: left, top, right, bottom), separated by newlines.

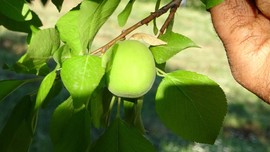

256,0,270,18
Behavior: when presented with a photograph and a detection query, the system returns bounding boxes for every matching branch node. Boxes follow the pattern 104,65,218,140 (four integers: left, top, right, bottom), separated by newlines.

91,0,182,55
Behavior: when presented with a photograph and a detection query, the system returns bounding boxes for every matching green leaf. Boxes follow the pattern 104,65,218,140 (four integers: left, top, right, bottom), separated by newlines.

200,0,224,9
101,87,114,127
79,0,120,51
0,96,37,152
155,70,227,144
50,97,91,152
123,98,137,124
56,6,82,55
156,62,166,71
91,118,156,152
41,79,63,108
0,79,38,102
166,18,174,33
27,28,60,59
88,79,106,128
12,28,60,75
60,55,105,107
150,31,197,64
123,98,145,134
40,0,49,5
52,0,64,11
0,79,26,102
53,44,72,65
35,70,57,110
56,0,120,55
0,11,42,33
117,0,135,27
12,54,50,75
0,0,32,21
101,43,118,71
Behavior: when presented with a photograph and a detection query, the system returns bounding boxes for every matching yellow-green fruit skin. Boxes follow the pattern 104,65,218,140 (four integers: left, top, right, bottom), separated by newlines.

107,40,156,98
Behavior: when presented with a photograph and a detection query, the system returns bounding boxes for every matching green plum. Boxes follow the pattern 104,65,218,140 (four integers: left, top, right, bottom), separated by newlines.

105,40,156,98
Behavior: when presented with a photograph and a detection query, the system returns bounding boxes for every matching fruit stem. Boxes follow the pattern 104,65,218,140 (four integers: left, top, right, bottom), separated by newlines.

103,95,116,127
108,96,116,120
116,97,121,118
109,95,116,111
156,68,167,77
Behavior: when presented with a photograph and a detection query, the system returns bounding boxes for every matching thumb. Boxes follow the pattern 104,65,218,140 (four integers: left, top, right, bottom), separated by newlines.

256,0,270,18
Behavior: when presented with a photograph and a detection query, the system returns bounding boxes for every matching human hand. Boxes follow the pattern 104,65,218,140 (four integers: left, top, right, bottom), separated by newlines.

210,0,270,103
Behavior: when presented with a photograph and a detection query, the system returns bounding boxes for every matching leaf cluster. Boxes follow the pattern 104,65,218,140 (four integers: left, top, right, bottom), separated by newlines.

0,0,226,151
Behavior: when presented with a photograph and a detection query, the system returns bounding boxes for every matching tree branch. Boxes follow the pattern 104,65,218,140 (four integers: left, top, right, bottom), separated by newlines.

158,1,179,36
91,0,181,55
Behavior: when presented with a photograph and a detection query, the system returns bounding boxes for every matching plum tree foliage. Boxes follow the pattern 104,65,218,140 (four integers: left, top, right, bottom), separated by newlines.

0,0,226,151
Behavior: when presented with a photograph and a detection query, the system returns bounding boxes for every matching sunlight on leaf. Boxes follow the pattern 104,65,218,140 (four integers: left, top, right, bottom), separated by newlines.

57,0,120,55
117,0,136,27
35,70,57,110
56,7,82,55
28,28,60,59
60,55,105,107
150,31,197,64
79,0,120,51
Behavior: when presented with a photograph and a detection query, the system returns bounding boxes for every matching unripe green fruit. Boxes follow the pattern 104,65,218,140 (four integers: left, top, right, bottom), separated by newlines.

106,40,156,98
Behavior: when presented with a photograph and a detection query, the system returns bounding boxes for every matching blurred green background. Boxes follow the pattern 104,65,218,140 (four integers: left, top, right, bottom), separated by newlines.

1,0,270,152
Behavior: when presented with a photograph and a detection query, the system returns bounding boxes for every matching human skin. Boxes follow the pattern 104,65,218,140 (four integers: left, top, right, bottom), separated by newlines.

210,0,270,103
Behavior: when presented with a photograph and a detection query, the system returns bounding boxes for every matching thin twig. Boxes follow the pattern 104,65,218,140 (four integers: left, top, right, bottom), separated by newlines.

158,0,181,36
91,0,181,55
